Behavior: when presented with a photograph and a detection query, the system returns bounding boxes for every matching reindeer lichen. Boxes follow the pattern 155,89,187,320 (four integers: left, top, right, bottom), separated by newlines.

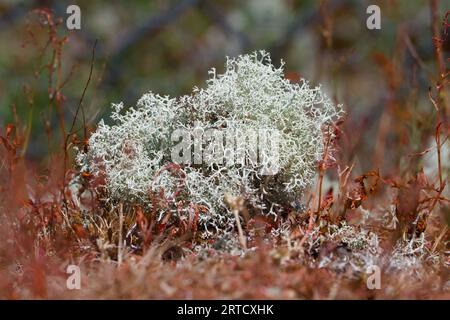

77,51,343,234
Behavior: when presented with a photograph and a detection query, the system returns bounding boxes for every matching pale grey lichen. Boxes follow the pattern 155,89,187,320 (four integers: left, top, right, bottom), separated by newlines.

308,219,447,284
77,51,343,233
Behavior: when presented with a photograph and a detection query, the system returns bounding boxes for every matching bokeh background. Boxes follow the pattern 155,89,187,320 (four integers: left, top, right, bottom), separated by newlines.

0,0,449,300
0,0,448,175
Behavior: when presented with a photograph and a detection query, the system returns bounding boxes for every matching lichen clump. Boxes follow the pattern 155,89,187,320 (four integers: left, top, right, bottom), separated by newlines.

77,51,343,234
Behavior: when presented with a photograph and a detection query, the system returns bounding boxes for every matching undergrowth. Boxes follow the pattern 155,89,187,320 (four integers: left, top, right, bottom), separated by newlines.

0,7,449,299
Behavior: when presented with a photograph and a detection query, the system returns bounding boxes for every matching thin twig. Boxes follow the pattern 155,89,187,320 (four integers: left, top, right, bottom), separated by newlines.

232,208,247,249
224,194,247,249
435,122,444,190
298,126,333,251
118,203,124,267
67,39,97,145
430,0,448,114
62,39,97,209
431,225,448,252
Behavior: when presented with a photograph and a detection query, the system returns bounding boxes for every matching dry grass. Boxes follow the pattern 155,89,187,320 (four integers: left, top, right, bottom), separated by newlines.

0,6,449,300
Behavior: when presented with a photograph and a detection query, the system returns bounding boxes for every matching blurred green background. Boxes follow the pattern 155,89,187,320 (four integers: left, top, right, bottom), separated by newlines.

0,0,448,174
